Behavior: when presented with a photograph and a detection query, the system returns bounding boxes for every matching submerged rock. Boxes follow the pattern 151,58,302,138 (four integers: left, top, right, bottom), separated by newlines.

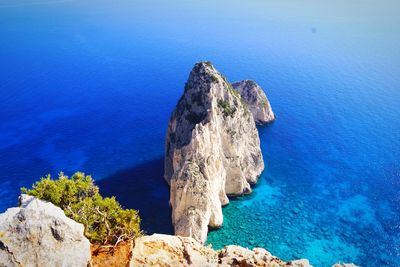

232,80,275,124
164,62,264,243
0,194,91,267
131,234,312,267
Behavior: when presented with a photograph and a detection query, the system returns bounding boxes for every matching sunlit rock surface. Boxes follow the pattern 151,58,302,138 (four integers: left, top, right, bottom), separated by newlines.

164,62,264,243
131,234,312,267
0,194,91,267
232,80,275,124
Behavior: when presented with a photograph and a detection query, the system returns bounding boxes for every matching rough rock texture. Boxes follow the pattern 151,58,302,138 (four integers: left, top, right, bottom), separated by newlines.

232,80,275,124
164,62,264,243
91,241,133,267
131,234,217,266
219,245,311,267
131,234,312,267
0,194,91,267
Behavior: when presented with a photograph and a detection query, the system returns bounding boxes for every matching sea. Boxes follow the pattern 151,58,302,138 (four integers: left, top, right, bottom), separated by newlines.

0,0,399,266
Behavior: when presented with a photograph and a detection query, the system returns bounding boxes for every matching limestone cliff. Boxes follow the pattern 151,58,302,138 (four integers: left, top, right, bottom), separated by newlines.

131,234,312,267
0,197,359,267
232,80,275,124
0,195,91,267
164,62,264,243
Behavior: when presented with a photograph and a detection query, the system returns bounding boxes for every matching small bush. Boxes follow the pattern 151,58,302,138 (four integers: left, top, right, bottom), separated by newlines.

21,172,141,246
218,99,236,117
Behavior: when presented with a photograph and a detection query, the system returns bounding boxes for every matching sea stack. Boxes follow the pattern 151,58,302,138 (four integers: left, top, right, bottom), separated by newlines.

164,62,264,243
232,80,275,124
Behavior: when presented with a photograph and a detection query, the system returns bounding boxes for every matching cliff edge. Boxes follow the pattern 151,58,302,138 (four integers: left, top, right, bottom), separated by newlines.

0,195,91,267
131,234,312,267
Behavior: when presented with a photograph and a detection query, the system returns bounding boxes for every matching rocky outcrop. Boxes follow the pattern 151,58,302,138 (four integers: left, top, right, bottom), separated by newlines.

219,245,311,267
0,194,91,267
131,234,217,266
232,80,275,124
91,241,133,267
164,62,264,243
131,234,312,267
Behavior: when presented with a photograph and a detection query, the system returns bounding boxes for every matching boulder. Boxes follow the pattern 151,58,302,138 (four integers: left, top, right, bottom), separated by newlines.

0,194,91,267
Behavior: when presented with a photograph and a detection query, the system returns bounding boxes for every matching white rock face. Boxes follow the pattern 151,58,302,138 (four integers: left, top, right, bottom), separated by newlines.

164,62,264,243
232,80,275,124
0,194,91,267
131,234,312,267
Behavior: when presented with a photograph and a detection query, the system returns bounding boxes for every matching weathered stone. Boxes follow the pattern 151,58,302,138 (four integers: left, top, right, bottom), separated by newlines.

219,245,311,267
232,80,275,124
0,194,91,267
130,234,312,267
164,62,264,243
91,241,133,267
130,234,218,267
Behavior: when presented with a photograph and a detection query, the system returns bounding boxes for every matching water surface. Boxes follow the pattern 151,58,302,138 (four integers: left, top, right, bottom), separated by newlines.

0,0,399,266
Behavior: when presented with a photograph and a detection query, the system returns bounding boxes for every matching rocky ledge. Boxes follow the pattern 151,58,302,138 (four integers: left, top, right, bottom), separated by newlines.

131,234,311,267
0,197,359,266
164,62,266,243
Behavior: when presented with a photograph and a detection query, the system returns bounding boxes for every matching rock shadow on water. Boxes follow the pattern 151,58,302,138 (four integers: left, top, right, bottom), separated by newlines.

97,158,173,235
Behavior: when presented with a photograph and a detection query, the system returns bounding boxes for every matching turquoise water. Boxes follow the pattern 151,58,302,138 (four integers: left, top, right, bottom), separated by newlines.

0,0,399,266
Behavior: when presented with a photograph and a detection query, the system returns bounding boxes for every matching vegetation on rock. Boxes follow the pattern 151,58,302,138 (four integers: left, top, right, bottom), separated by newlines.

21,172,141,246
218,99,236,117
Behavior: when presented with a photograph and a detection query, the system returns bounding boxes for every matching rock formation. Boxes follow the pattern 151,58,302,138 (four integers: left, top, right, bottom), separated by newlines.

232,80,275,124
0,195,359,267
164,62,264,243
131,234,218,266
0,194,91,267
131,234,312,267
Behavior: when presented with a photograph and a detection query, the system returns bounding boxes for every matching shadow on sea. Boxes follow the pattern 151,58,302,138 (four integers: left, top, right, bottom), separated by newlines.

97,157,174,235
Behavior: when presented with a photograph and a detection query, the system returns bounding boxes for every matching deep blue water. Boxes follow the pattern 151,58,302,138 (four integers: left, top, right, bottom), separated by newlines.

1,0,399,266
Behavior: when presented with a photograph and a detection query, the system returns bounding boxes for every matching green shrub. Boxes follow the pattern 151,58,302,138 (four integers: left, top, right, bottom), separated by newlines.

218,99,236,117
21,172,141,246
